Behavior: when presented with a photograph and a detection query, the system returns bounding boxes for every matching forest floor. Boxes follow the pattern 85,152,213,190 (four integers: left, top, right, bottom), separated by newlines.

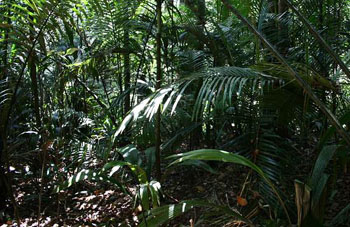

1,151,350,226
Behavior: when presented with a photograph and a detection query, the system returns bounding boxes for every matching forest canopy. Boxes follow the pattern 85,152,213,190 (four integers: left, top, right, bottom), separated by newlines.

1,0,350,226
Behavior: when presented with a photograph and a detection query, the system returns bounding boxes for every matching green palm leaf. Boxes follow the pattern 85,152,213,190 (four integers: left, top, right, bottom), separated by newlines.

138,199,253,227
114,66,279,137
168,149,291,224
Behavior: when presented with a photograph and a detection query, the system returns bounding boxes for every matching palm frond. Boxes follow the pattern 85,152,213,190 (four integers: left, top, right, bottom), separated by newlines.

220,0,350,145
168,149,291,224
114,66,280,137
192,66,281,120
139,199,253,227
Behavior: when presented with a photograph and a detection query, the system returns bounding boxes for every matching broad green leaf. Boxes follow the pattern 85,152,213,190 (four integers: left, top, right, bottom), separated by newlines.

145,147,156,178
139,184,150,211
310,145,338,189
149,181,161,207
119,144,141,165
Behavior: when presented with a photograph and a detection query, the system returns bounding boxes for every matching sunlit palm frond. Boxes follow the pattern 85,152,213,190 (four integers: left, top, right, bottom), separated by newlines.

114,66,281,137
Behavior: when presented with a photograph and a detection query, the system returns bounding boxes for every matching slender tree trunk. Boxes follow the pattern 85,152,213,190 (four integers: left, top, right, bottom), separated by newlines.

184,0,206,148
57,63,65,109
155,0,162,181
29,54,41,129
0,0,10,164
197,0,206,147
29,23,44,223
275,0,290,137
278,0,289,56
28,12,43,225
268,0,277,13
1,13,9,80
117,55,123,97
29,17,41,129
124,27,131,114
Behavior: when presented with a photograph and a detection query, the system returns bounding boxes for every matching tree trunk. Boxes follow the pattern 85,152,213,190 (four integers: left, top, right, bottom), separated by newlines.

184,0,206,148
29,54,41,129
268,0,277,13
278,0,289,56
124,27,131,114
155,0,162,181
29,15,41,129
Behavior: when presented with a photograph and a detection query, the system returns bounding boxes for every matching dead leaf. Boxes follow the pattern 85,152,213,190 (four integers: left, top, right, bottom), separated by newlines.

237,196,248,206
94,189,103,195
41,141,53,151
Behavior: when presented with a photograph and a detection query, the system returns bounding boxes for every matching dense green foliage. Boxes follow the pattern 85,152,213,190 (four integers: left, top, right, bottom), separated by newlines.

1,0,350,226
